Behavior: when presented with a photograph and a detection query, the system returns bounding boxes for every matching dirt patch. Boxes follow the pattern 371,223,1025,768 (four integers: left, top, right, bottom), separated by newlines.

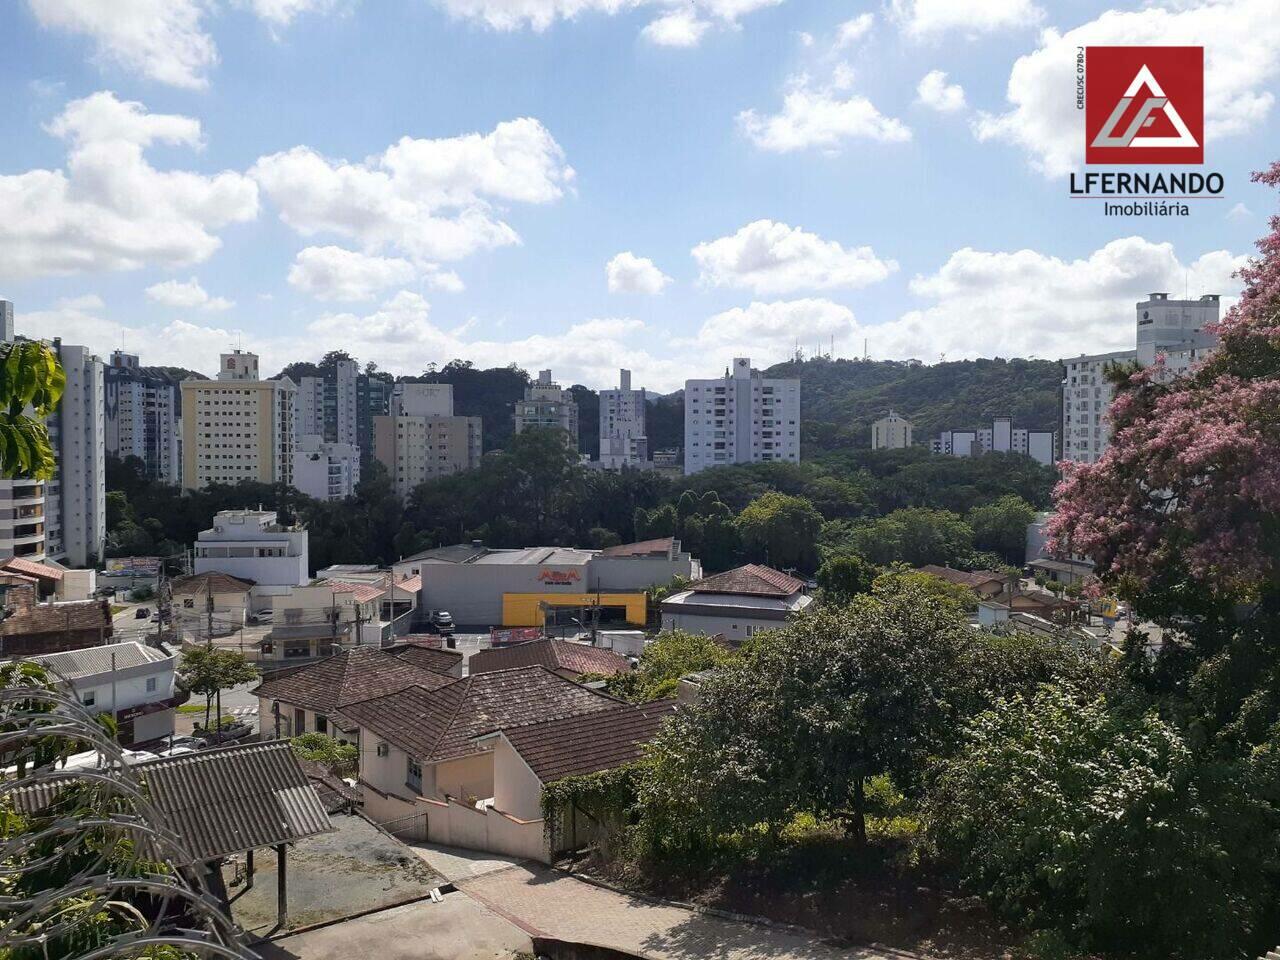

224,813,442,935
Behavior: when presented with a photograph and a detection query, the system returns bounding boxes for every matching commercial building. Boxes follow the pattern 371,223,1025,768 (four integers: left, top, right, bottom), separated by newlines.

294,435,360,501
410,536,699,628
514,369,578,450
659,564,812,643
104,351,184,486
599,369,648,468
30,641,180,746
871,411,912,450
192,509,309,611
929,416,1056,467
683,357,800,475
1062,293,1220,464
181,350,296,491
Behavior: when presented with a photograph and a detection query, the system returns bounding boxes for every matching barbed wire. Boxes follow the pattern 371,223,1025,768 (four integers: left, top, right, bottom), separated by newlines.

0,667,260,960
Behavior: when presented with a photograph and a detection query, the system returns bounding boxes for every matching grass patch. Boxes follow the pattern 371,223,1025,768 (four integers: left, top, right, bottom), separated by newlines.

176,704,206,714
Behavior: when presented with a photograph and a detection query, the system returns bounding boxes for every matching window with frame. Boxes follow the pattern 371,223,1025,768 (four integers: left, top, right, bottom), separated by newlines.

406,757,423,792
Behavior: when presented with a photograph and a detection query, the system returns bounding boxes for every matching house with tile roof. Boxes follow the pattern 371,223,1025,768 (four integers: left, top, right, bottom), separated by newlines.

659,563,813,644
253,645,454,739
915,565,1009,599
467,638,631,679
0,573,113,657
170,571,256,630
343,665,626,861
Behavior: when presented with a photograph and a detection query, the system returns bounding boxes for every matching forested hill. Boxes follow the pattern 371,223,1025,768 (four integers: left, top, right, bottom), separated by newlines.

761,356,1062,452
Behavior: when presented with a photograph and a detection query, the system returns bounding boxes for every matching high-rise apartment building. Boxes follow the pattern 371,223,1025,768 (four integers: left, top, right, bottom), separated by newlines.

599,369,648,468
391,382,454,417
1062,293,1220,464
104,351,183,485
871,411,912,450
929,417,1056,466
292,359,394,466
294,435,360,501
683,357,800,475
514,369,578,450
373,412,482,499
181,350,296,491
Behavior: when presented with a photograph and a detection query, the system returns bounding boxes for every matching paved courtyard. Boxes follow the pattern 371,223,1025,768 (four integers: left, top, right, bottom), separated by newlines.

456,862,920,960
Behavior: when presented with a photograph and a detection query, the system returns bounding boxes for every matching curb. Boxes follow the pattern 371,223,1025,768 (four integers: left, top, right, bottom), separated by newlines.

256,889,443,942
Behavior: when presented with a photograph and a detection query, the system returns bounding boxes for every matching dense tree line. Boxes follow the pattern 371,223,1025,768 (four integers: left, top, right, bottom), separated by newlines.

105,428,1051,575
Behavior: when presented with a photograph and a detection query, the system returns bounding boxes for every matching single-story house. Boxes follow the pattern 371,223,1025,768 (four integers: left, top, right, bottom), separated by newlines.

1027,557,1096,588
978,591,1075,627
383,637,465,677
0,555,95,601
253,646,454,739
467,638,631,679
341,666,624,859
0,574,113,656
659,564,812,643
915,565,1009,599
170,572,256,630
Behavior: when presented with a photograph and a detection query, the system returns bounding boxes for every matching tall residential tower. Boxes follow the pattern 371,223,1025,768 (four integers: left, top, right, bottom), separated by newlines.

683,357,800,475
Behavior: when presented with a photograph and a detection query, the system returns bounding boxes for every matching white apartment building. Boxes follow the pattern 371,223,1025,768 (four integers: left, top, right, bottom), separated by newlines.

44,341,106,567
1062,293,1220,464
871,411,912,450
193,509,310,610
599,369,648,468
181,350,296,490
391,381,454,417
514,370,579,450
294,435,360,501
929,417,1056,467
295,359,361,450
683,357,800,475
104,351,182,485
31,641,179,746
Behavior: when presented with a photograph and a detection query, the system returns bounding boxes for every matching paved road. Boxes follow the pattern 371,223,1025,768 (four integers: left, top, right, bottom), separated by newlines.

456,862,915,960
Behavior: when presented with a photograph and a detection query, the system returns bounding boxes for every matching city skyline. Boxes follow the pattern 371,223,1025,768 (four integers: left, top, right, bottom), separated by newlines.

2,0,1277,390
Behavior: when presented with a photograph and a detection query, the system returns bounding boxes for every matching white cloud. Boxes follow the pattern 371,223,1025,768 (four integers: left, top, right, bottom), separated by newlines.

690,299,857,360
692,220,896,294
1228,202,1252,220
243,0,343,28
916,70,966,113
641,9,711,47
431,0,777,43
288,245,462,301
605,252,671,294
890,0,1042,39
57,294,104,311
834,13,873,48
305,290,688,389
0,92,259,280
28,0,217,89
145,277,234,311
872,237,1247,362
739,78,911,152
251,118,573,263
974,0,1280,178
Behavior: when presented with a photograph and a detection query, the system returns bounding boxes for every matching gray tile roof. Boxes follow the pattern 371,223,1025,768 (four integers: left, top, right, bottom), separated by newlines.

468,639,630,678
501,699,677,783
136,740,332,861
689,564,805,598
253,646,453,715
30,641,171,680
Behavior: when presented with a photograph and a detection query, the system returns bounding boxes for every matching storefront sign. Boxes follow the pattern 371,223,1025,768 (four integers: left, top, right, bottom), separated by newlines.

536,569,581,585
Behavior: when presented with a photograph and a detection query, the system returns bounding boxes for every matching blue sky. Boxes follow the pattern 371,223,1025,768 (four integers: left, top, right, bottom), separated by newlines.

2,0,1277,390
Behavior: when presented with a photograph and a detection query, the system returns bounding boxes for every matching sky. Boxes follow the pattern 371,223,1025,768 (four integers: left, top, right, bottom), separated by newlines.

1,0,1278,392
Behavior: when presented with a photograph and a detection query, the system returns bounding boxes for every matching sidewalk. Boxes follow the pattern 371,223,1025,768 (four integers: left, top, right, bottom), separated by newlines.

456,862,922,960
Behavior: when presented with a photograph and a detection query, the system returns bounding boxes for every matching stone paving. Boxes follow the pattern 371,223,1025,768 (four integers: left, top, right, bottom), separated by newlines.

456,862,922,960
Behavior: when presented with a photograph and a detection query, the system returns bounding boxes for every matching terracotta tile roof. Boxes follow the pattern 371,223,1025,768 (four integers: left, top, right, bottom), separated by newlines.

689,564,805,598
502,699,678,783
337,666,620,764
598,537,675,558
321,580,385,604
916,565,1006,589
0,556,62,582
394,575,422,593
0,597,112,638
468,639,631,677
388,640,464,675
171,572,256,596
136,740,332,862
252,647,452,715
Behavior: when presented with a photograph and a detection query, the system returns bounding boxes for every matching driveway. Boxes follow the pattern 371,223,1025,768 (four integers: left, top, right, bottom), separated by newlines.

254,892,531,960
455,862,920,960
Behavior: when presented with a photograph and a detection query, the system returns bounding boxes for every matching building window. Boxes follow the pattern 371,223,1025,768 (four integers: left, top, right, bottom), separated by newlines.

145,677,157,693
82,690,96,708
407,758,422,792
316,714,328,734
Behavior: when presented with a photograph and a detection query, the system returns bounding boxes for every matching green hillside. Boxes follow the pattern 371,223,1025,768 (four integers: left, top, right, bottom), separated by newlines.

761,356,1062,452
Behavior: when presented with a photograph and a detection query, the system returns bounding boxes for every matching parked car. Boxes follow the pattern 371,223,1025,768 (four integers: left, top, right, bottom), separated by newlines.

134,607,151,619
430,610,455,634
94,586,116,598
162,735,204,752
154,745,198,758
197,721,253,746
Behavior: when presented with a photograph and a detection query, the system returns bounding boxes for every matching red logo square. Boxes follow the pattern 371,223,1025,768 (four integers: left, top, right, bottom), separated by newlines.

1085,46,1204,165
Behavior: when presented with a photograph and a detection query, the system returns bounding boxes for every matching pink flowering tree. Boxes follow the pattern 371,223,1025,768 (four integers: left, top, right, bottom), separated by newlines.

1049,162,1280,616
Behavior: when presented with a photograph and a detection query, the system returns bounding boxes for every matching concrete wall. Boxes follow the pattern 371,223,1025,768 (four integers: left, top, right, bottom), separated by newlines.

660,611,778,644
435,751,495,803
588,555,695,590
494,736,544,822
362,786,549,862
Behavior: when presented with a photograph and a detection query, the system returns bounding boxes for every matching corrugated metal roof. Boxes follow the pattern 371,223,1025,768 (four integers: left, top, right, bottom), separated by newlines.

136,740,333,862
30,641,170,680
